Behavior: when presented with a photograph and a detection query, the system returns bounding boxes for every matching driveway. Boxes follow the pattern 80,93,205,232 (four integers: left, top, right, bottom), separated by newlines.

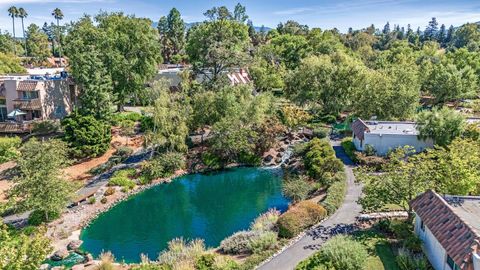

257,139,363,270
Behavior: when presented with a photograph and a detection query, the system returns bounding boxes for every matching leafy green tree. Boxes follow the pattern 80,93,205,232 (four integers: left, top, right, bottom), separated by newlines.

233,3,248,23
453,23,480,49
66,13,161,111
8,138,72,221
158,8,186,63
0,52,25,74
277,20,309,36
186,18,250,85
62,112,112,158
416,107,466,147
424,17,439,41
0,31,18,54
146,80,189,153
358,146,433,220
0,223,52,270
267,34,310,69
249,56,286,92
25,23,50,63
285,53,366,115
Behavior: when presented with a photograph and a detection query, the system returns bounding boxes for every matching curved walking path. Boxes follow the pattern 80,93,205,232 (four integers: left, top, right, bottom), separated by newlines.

257,139,363,270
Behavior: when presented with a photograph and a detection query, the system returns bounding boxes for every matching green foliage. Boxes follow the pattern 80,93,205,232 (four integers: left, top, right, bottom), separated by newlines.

250,209,281,232
111,112,143,126
141,152,185,181
220,230,260,254
62,112,112,158
463,123,480,141
278,201,327,238
416,107,466,147
248,231,278,254
279,104,312,129
158,8,186,63
0,136,21,163
158,238,206,269
341,137,357,162
195,253,238,270
321,172,347,214
0,223,52,270
0,52,25,74
303,138,343,184
28,210,60,226
296,235,369,270
115,146,133,158
396,248,429,270
8,138,72,222
31,120,60,135
109,169,136,190
282,175,313,202
25,24,50,63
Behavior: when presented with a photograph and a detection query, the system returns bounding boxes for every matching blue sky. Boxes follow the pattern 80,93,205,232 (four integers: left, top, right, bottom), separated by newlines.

0,0,479,34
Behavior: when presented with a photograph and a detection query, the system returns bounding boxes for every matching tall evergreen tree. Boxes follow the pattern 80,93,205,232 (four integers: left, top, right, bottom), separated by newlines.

233,3,248,23
424,17,439,41
445,25,455,45
25,23,50,62
382,22,391,35
158,8,185,63
437,24,446,45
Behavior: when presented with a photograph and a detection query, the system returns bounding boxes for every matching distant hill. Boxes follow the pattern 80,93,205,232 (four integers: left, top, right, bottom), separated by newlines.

152,21,271,32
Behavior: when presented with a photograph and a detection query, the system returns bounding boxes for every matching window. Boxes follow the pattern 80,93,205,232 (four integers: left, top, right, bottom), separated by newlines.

22,91,39,99
447,255,460,270
420,220,425,231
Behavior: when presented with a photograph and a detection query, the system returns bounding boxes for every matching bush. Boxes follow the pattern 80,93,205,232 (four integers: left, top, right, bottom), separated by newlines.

278,201,327,238
220,230,259,254
396,248,429,270
201,152,222,170
404,235,423,253
62,112,111,158
320,172,347,214
313,127,329,139
32,120,60,134
248,231,278,254
109,169,136,190
0,136,21,163
250,209,280,232
158,238,205,268
282,175,313,202
363,144,376,156
131,264,171,270
356,153,387,171
111,112,143,126
389,220,414,240
303,138,343,184
140,115,154,132
195,254,238,270
296,235,368,270
87,197,96,204
141,152,185,181
100,197,108,204
28,210,60,226
340,138,357,163
104,187,116,196
115,146,133,158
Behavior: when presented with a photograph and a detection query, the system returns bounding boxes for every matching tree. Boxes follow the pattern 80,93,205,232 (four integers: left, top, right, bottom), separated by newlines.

41,22,56,55
25,24,50,63
186,18,250,85
437,24,446,45
62,112,112,158
17,8,27,55
146,80,189,153
233,3,248,23
277,20,309,36
453,23,480,49
0,52,25,74
66,13,161,110
358,146,433,220
267,34,310,69
51,8,64,64
424,17,439,41
158,8,186,63
8,138,72,222
445,25,455,45
7,6,18,55
285,53,366,116
416,107,466,147
0,223,52,270
382,22,390,35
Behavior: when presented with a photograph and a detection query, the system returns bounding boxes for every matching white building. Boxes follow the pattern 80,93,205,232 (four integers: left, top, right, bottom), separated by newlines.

351,118,434,156
411,190,480,270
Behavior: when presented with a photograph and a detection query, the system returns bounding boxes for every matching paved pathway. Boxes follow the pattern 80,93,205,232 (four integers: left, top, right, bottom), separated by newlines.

257,139,363,270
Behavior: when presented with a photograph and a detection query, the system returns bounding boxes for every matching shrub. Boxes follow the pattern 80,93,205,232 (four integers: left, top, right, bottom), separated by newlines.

320,172,347,214
115,146,133,158
201,152,222,170
396,248,429,270
363,144,376,156
109,169,136,190
282,175,313,202
303,138,343,184
158,238,205,268
296,235,368,270
104,187,116,196
141,152,185,181
140,115,154,132
220,230,259,254
100,197,108,204
88,197,96,204
96,252,116,270
62,112,111,158
195,254,238,270
111,112,143,126
404,235,423,253
340,137,357,163
313,127,329,139
28,210,60,226
32,120,60,134
250,209,281,232
0,136,21,163
131,264,170,270
248,231,278,254
389,220,413,240
356,153,387,171
278,201,327,238
292,142,308,156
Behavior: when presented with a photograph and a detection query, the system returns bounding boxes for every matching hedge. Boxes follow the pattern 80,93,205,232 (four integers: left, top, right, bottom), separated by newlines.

320,171,347,214
278,201,327,238
0,136,21,163
340,137,357,163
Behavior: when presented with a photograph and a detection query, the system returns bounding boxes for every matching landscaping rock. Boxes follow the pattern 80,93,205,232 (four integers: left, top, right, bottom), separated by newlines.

263,155,273,163
39,264,50,270
275,157,282,164
51,249,69,261
276,152,283,158
67,240,83,251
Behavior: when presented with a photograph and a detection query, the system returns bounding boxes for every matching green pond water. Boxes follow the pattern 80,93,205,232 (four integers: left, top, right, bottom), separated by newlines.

80,167,290,263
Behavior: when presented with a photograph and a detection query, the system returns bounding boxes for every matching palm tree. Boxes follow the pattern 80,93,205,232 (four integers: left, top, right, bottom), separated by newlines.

7,6,18,55
18,8,28,56
51,8,64,66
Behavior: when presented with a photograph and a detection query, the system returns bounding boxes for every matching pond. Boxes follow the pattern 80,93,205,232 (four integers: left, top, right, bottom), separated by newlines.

80,167,290,263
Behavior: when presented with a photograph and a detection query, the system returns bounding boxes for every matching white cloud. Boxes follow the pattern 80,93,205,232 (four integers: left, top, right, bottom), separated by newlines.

273,7,314,16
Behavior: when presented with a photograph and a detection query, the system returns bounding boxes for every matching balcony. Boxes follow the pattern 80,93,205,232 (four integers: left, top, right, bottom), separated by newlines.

0,121,33,133
13,98,42,110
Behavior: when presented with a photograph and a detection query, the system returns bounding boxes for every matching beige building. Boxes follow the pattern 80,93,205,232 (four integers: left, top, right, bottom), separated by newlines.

0,74,78,132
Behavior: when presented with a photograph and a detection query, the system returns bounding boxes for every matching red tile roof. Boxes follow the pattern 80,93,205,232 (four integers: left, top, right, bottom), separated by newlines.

411,190,480,269
351,118,369,141
16,81,39,92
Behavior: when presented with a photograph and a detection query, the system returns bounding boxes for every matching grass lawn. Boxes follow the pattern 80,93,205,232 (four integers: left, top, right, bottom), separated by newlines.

354,230,400,270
